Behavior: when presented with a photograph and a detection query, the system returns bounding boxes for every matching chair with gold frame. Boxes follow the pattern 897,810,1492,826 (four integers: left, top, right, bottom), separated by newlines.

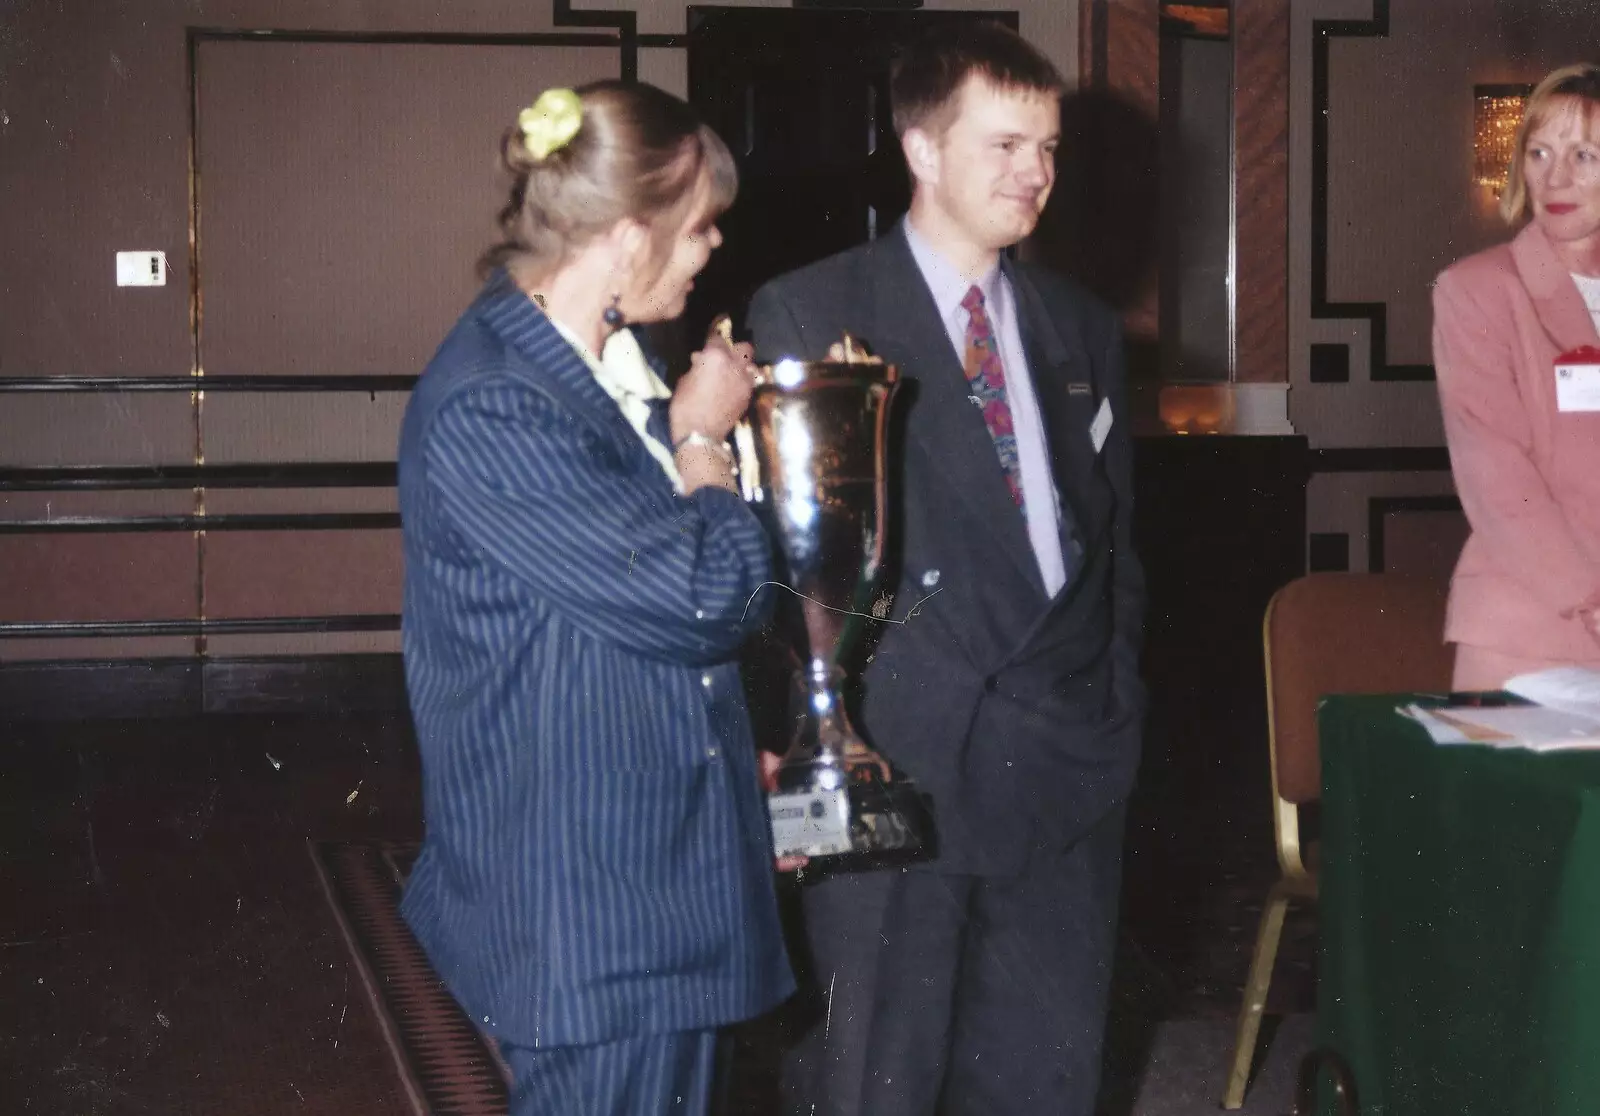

1221,572,1453,1110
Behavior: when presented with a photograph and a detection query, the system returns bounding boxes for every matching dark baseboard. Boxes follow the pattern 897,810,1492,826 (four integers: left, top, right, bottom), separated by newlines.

0,654,408,721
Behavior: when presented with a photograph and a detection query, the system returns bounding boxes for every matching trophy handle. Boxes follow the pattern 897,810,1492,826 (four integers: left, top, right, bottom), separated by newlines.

732,420,762,502
706,314,768,502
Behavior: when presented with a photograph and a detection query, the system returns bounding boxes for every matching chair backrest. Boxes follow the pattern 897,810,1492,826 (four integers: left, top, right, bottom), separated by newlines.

1267,573,1453,805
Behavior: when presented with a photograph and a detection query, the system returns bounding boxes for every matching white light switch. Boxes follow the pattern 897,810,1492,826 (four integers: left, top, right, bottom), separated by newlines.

116,251,167,287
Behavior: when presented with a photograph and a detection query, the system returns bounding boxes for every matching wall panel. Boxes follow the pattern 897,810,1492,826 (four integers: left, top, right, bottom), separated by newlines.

1306,469,1458,574
1380,506,1469,581
0,491,195,520
202,487,398,515
200,392,409,464
203,529,402,619
0,395,195,467
0,535,198,623
1290,0,1597,440
205,631,402,656
196,41,620,380
0,637,200,663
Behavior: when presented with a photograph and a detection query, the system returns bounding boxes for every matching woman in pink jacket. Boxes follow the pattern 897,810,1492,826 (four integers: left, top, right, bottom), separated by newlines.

1433,63,1600,690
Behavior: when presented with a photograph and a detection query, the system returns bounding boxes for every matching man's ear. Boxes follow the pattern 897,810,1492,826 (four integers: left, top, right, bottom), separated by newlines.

902,126,940,187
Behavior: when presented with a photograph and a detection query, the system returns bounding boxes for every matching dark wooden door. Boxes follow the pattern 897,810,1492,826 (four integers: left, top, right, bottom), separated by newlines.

681,6,1017,342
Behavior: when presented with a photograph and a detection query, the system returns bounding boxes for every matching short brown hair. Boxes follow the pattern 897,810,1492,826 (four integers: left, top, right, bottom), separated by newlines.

890,21,1065,138
480,80,737,279
1500,63,1600,225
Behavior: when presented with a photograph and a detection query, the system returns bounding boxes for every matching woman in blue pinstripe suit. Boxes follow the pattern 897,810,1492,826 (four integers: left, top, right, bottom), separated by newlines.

396,81,796,1115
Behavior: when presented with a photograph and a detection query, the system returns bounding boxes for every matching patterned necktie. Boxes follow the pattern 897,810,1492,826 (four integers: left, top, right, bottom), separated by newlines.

961,285,1025,509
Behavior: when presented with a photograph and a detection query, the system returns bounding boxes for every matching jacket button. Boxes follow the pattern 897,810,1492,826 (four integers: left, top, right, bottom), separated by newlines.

984,675,999,692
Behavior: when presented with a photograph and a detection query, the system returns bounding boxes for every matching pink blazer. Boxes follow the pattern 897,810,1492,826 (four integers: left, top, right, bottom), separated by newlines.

1433,222,1600,661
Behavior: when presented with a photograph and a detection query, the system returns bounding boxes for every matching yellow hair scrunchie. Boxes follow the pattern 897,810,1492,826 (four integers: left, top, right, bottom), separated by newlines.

518,88,584,160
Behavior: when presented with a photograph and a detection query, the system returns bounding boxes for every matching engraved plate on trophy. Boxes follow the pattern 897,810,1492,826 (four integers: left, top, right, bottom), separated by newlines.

716,318,937,869
767,787,853,858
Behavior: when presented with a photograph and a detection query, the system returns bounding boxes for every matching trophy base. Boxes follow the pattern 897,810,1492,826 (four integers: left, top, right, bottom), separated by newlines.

769,766,936,871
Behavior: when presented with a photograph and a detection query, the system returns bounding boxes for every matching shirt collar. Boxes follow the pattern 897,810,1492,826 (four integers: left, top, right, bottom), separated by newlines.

902,217,1005,324
544,315,682,492
546,318,672,403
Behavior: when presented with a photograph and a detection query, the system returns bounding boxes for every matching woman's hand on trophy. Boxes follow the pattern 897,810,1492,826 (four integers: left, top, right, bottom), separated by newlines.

759,750,809,874
671,332,758,445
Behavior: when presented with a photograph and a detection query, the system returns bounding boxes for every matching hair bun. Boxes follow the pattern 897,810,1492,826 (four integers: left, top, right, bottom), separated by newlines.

518,88,584,160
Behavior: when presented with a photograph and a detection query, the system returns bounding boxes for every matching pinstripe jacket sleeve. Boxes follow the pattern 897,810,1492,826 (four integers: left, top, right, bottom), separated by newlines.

426,378,771,665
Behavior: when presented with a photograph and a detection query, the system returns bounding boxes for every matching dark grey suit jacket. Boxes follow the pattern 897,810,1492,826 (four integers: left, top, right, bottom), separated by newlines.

746,225,1145,877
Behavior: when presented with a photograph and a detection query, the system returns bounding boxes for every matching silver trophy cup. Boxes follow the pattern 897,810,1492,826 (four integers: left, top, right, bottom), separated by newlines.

730,334,935,867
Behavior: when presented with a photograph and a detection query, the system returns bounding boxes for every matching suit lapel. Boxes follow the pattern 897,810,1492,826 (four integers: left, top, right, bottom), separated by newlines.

475,270,639,438
868,229,1046,598
1512,222,1600,354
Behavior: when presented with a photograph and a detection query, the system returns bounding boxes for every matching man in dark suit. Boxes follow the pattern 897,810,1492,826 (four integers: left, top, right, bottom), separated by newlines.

745,22,1145,1116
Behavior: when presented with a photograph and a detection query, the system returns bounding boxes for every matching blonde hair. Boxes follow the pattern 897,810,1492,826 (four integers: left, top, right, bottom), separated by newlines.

479,80,737,280
1500,63,1600,225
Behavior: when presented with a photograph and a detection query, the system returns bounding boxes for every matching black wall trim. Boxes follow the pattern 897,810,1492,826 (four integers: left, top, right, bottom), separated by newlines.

190,27,624,46
1368,494,1462,572
0,653,408,720
1309,0,1434,382
1308,531,1351,573
0,513,400,535
194,14,653,83
1309,446,1451,473
0,464,397,492
1309,342,1351,384
550,0,639,80
0,376,419,393
0,615,400,639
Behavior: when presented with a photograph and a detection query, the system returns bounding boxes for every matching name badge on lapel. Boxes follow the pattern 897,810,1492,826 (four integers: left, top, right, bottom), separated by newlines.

1089,396,1113,454
1555,346,1600,413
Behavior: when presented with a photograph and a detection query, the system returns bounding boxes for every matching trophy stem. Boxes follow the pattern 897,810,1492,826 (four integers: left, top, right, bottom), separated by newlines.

776,661,891,791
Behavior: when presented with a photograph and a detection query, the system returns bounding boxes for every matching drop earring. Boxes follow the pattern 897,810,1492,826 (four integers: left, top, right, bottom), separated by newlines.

603,294,625,330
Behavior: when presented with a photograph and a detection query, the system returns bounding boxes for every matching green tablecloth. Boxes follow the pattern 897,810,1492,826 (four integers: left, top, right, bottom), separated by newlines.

1319,695,1600,1114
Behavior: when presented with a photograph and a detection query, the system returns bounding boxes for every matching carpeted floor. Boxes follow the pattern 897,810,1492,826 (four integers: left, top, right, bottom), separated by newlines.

1,711,1314,1115
1,714,422,1116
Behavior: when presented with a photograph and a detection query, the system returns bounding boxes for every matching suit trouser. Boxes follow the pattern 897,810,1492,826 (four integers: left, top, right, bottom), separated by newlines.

499,1029,719,1116
780,805,1125,1116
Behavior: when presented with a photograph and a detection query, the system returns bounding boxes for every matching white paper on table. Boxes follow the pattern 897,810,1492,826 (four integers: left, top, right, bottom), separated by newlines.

1419,704,1600,752
1398,704,1475,745
1504,666,1600,719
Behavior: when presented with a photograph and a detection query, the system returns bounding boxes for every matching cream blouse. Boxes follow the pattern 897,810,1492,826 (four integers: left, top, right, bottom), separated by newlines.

547,319,683,493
